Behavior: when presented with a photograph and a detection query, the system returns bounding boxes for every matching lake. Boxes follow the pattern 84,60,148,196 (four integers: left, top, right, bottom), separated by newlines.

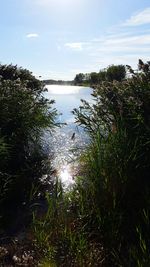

44,85,92,188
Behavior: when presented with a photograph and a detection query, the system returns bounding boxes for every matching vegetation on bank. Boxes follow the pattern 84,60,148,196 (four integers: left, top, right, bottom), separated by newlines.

0,64,58,232
73,64,126,86
72,60,150,266
31,60,150,266
0,60,150,266
42,64,126,86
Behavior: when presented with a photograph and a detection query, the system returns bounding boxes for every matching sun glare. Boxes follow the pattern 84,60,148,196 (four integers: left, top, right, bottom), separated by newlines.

59,165,75,187
46,85,81,95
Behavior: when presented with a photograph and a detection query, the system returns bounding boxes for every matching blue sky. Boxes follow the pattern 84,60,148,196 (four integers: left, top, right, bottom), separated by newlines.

0,0,150,80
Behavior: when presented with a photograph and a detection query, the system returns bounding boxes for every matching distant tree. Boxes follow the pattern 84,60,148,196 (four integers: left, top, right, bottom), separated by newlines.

106,64,126,82
84,73,90,81
74,73,85,84
73,65,126,86
90,72,99,84
98,70,107,82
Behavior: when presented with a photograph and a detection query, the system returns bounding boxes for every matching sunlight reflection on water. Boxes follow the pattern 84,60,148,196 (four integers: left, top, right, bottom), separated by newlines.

59,165,75,188
45,85,92,189
45,85,84,95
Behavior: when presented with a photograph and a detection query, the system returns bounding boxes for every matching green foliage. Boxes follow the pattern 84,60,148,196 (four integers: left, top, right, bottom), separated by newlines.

106,65,126,82
32,59,150,266
4,59,149,266
73,60,150,265
0,64,58,229
90,72,99,84
73,64,126,85
32,178,105,266
98,70,107,82
74,73,85,85
0,64,42,93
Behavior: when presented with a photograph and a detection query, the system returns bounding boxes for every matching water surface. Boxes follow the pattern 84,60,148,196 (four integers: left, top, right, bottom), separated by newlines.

45,85,92,188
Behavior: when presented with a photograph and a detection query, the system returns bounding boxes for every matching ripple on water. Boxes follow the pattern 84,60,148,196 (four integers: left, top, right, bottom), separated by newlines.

45,124,89,189
44,85,92,189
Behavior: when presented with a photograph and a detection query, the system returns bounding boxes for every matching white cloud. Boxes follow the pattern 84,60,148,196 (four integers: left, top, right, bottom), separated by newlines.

26,33,39,38
65,42,84,51
105,34,150,46
31,7,150,80
124,7,150,26
65,31,150,73
70,33,150,56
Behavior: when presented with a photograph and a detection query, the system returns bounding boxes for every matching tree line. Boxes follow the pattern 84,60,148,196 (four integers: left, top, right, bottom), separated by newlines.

74,64,126,85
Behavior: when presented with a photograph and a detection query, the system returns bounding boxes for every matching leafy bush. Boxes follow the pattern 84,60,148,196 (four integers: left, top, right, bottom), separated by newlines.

73,60,150,265
0,64,58,229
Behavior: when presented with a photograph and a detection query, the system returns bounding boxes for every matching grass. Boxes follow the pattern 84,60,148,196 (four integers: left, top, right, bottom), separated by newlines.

32,175,105,266
32,120,150,265
32,63,150,266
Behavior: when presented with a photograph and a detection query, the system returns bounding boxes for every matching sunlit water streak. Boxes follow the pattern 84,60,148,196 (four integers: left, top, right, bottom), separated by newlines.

44,85,92,189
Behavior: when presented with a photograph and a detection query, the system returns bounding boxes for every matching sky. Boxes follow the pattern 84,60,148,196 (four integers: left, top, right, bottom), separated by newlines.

0,0,150,80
